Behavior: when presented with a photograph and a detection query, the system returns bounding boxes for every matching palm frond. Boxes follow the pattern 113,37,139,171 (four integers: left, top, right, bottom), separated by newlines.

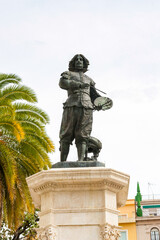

0,147,16,203
0,145,16,185
41,130,55,152
15,152,39,174
25,131,54,152
0,74,21,89
0,100,14,118
14,102,50,124
18,119,42,134
0,85,37,102
19,140,51,169
0,120,25,142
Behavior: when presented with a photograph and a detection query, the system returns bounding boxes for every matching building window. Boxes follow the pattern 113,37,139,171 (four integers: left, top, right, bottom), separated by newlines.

119,231,128,240
151,228,160,240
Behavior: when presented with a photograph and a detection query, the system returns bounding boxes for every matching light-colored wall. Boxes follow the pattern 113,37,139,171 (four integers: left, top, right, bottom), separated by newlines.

27,168,130,240
136,225,148,240
136,221,160,240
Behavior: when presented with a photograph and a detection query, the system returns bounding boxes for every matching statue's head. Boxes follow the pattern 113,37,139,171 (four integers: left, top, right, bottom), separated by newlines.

69,54,89,73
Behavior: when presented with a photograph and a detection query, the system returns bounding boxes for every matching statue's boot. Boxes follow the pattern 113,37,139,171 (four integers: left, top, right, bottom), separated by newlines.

77,142,87,161
60,142,70,162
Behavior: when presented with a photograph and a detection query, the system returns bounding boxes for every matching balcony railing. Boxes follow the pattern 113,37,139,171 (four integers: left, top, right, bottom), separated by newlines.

142,194,160,200
118,213,136,223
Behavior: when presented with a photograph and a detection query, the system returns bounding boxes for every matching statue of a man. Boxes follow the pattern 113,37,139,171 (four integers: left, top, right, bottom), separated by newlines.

59,54,111,162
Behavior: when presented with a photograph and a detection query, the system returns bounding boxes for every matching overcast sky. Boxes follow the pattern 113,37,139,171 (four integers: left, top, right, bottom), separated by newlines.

0,0,160,198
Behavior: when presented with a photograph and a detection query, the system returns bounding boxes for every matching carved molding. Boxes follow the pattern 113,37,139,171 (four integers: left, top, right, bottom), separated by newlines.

39,207,119,217
145,224,160,234
34,180,123,193
37,226,57,240
101,224,120,240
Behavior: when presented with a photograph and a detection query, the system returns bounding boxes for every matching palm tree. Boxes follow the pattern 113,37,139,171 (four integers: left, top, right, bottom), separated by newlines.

0,74,54,229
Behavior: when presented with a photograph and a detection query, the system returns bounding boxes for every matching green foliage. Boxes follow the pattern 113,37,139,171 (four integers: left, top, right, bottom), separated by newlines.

135,182,142,202
135,182,143,217
0,74,21,89
0,212,39,240
14,102,49,124
0,222,14,240
21,212,39,238
0,73,54,230
136,203,143,217
0,85,37,102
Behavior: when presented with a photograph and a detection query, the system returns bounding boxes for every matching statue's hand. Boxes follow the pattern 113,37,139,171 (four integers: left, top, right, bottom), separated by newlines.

94,105,102,111
80,83,90,89
94,97,113,111
102,100,113,110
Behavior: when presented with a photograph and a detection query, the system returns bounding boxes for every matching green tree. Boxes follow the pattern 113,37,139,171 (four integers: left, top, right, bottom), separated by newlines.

135,182,143,217
0,212,39,240
0,74,54,229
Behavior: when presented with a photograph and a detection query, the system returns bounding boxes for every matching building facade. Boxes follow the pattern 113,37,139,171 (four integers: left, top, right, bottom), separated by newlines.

118,199,137,240
136,197,160,240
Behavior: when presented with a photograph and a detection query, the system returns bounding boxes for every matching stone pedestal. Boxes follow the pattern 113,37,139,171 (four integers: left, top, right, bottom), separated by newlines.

27,167,129,240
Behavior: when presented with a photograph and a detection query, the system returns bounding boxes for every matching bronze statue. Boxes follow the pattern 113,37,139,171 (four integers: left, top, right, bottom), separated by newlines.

59,54,112,162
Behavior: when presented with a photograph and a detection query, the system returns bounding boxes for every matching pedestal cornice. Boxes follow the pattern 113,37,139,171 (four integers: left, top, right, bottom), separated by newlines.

27,167,129,209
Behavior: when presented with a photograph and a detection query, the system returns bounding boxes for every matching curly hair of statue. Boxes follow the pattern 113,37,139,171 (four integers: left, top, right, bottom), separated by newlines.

68,54,89,73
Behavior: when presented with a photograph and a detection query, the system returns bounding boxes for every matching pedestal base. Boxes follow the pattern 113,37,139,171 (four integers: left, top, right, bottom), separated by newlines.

27,167,129,240
52,161,105,168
